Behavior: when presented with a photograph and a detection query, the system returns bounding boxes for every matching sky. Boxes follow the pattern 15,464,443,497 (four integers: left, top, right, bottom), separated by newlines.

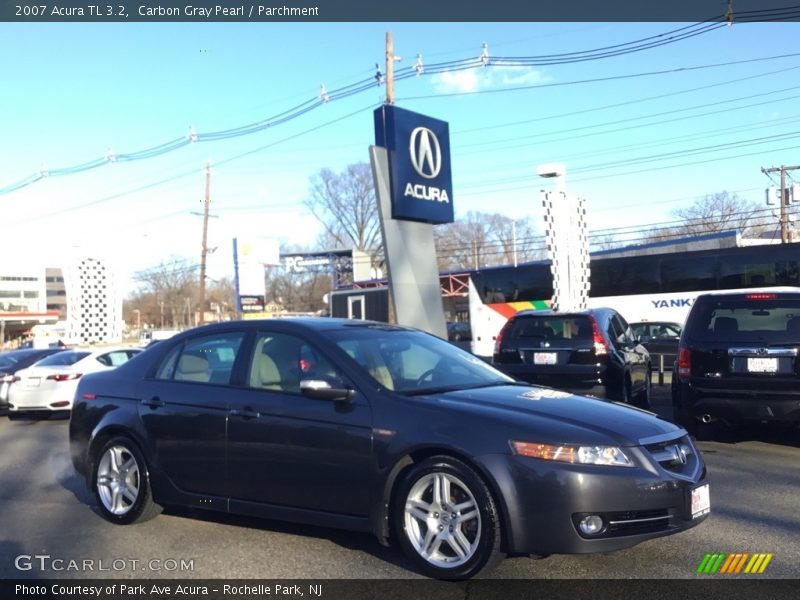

1,20,799,294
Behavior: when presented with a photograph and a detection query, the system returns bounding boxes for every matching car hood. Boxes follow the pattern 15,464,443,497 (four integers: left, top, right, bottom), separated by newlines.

428,384,681,447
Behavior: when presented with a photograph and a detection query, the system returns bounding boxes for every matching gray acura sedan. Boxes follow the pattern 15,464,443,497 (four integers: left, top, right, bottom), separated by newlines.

70,318,709,579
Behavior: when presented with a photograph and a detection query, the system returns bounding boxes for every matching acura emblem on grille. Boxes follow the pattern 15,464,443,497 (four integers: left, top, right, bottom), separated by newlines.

670,444,688,465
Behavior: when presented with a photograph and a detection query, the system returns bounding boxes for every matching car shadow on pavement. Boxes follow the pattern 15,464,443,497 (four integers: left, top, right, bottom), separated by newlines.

164,505,420,576
692,421,800,448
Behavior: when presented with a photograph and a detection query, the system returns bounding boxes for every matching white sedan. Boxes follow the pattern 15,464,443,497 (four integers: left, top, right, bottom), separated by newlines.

8,347,142,416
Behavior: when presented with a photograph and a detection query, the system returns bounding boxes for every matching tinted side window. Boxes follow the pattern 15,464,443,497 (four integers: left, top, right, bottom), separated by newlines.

95,350,135,367
155,345,182,380
249,332,341,395
474,264,552,304
592,256,661,296
606,316,626,347
660,255,718,293
170,332,244,385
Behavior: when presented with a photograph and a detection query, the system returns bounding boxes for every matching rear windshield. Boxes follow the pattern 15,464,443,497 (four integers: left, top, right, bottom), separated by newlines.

506,315,593,345
687,297,800,341
35,351,90,366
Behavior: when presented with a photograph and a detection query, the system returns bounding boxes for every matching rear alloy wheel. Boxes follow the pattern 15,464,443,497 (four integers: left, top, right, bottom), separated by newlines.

94,436,161,524
394,456,504,579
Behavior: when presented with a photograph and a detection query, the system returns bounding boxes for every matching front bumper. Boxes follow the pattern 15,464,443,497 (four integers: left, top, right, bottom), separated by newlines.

478,446,708,555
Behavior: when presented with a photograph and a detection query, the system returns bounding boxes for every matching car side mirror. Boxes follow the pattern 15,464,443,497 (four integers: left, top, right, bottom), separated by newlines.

300,378,355,402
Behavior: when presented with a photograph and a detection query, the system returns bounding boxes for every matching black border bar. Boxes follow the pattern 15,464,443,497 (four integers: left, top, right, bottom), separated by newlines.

4,579,800,600
2,0,800,23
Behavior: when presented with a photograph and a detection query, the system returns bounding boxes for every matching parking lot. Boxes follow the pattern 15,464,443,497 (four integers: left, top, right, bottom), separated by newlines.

0,383,797,582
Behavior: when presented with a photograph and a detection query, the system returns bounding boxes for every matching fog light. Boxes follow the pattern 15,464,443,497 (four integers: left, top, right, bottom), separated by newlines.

579,515,604,535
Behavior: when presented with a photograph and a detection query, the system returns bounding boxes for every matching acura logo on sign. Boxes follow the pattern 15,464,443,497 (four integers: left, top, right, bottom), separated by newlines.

409,127,442,179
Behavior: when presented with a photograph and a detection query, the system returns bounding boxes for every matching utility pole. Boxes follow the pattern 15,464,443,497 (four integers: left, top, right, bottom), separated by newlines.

762,165,800,243
198,160,211,325
385,31,395,105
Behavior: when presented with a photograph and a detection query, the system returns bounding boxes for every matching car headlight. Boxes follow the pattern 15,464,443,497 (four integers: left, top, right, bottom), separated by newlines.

510,441,634,467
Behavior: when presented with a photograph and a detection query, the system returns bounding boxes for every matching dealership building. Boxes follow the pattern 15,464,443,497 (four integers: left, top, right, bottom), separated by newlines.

0,256,123,347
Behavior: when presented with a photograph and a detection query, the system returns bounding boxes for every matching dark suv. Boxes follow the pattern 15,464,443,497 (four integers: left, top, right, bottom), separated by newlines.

673,291,800,432
493,308,651,408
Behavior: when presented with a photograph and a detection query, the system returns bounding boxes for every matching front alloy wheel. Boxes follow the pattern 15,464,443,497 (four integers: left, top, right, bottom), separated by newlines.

404,472,481,567
394,457,504,579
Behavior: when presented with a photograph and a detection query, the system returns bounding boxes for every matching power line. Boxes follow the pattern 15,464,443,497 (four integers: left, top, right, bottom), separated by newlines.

1,25,782,196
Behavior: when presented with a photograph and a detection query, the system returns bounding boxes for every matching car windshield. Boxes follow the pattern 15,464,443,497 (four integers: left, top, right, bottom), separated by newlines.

632,322,681,340
0,355,19,369
688,296,800,342
322,325,513,394
35,351,90,367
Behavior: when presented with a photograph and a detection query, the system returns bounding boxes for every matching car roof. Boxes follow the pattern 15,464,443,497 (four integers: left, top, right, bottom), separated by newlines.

511,307,614,318
695,291,800,300
177,318,410,333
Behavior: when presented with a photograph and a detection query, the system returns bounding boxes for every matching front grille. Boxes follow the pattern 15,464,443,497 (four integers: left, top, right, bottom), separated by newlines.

606,509,672,536
644,434,698,476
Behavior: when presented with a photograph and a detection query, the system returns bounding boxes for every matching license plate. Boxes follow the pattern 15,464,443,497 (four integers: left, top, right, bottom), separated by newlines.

25,378,41,388
691,484,711,519
533,352,557,365
747,357,778,373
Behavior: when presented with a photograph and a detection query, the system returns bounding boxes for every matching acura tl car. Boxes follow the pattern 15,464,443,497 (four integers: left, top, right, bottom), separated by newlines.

70,319,709,579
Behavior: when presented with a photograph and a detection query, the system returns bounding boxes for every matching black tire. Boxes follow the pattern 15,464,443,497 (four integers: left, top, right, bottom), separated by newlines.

617,375,633,404
392,456,505,580
633,367,652,410
93,436,161,524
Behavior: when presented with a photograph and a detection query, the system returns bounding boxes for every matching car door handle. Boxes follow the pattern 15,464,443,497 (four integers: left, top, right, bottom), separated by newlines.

141,397,165,409
230,408,260,419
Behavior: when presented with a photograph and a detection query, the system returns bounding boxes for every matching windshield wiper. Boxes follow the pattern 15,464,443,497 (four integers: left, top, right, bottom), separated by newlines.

403,385,473,396
469,380,530,389
403,380,526,396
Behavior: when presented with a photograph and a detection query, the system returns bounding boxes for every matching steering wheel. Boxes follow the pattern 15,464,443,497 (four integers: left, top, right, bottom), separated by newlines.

415,368,438,386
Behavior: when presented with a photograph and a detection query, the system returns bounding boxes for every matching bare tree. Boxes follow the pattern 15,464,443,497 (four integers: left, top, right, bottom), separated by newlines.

641,191,769,244
672,191,768,237
125,258,240,329
435,212,544,271
304,163,382,258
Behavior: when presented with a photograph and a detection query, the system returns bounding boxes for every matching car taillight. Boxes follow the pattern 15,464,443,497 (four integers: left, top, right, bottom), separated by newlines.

590,317,608,355
678,346,691,380
46,373,82,382
0,375,17,383
494,320,512,355
746,293,777,300
81,393,97,400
